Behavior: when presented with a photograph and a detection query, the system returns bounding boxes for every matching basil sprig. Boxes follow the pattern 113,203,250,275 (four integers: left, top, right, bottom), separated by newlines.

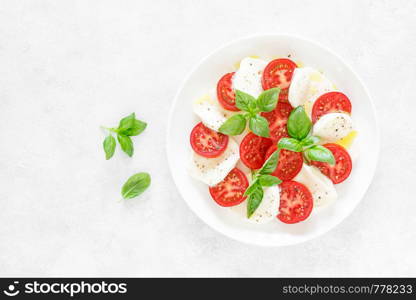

245,150,282,218
219,88,280,138
101,113,147,159
278,106,335,165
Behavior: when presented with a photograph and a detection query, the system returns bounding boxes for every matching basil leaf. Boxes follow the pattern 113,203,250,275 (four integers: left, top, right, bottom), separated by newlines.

235,90,256,112
118,113,136,131
120,119,147,136
287,106,312,140
304,145,335,165
121,172,151,199
301,135,320,148
259,149,280,175
117,134,134,157
103,135,116,160
249,115,270,138
244,179,260,196
258,174,282,186
247,184,264,218
278,137,303,152
219,114,247,136
257,88,280,112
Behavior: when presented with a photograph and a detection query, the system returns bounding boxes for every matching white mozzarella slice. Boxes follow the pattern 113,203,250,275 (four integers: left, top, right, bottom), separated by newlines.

193,94,228,132
230,185,280,224
288,67,334,116
232,57,267,98
313,112,353,143
344,134,360,162
293,164,337,207
248,185,280,224
188,138,239,186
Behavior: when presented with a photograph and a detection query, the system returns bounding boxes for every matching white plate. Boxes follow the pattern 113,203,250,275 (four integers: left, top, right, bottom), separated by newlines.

166,34,379,247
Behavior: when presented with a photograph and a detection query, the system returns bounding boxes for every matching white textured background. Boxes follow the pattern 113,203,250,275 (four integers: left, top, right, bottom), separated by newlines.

0,0,415,277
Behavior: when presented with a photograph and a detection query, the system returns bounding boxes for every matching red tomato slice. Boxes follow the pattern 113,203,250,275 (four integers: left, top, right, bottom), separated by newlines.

261,102,292,142
310,143,352,184
209,168,249,207
217,72,239,111
239,133,273,169
277,181,313,224
262,58,297,90
190,122,229,158
265,145,303,181
278,88,291,104
262,58,297,104
311,92,352,123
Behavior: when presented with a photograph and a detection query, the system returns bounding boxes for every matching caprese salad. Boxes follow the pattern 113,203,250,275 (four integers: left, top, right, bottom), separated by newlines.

188,56,357,225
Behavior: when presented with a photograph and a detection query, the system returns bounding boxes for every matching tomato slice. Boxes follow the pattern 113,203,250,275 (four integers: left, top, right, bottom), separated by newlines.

190,122,229,158
278,88,291,104
310,143,352,184
209,168,249,207
262,58,297,104
261,102,292,142
277,181,313,224
265,145,303,181
239,133,273,169
217,72,239,111
311,92,352,123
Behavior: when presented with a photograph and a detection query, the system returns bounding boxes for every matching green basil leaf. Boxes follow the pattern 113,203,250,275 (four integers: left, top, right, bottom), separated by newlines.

248,99,258,114
247,184,264,218
117,134,134,157
258,174,282,186
235,90,256,112
118,113,136,131
103,135,116,160
120,119,147,136
259,149,280,175
257,88,280,112
278,137,303,152
121,172,151,199
287,106,312,140
249,115,270,138
219,114,247,136
244,179,260,196
304,145,335,165
301,135,320,148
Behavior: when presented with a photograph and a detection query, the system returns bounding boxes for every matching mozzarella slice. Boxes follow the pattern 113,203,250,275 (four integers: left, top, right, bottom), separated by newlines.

288,67,334,116
313,112,353,143
232,57,267,98
230,185,280,224
188,138,239,186
293,164,337,207
193,94,228,132
248,185,280,224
